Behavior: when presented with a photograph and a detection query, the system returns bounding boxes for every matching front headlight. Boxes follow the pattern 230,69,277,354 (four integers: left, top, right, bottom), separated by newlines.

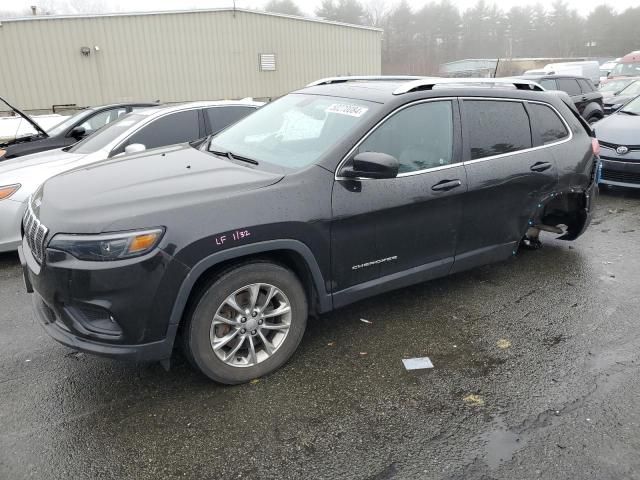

0,183,20,200
48,228,165,261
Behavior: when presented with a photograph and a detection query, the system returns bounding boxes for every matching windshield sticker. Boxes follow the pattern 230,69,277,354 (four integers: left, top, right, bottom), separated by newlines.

326,103,368,118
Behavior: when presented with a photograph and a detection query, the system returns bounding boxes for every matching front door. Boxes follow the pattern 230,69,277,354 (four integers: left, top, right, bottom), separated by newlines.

331,99,466,307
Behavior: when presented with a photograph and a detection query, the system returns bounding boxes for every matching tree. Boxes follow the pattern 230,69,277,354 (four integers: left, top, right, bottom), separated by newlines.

264,0,302,16
315,0,365,25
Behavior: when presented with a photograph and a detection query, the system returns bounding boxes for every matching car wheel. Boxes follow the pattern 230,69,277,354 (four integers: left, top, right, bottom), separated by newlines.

182,262,307,384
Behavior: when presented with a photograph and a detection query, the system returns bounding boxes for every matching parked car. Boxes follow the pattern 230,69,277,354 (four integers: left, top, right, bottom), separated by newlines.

594,95,640,188
600,58,620,83
0,97,157,160
602,79,640,115
515,74,604,123
0,100,262,253
599,78,636,98
18,77,598,384
606,51,640,81
536,61,601,86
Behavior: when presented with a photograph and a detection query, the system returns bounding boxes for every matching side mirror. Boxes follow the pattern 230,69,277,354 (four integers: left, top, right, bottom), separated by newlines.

343,152,399,179
124,143,146,155
69,126,86,139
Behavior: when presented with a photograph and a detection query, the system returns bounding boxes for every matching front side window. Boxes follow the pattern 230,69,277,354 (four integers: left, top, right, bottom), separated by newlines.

528,103,569,146
205,106,256,135
556,79,582,96
209,94,378,170
69,113,147,154
539,79,557,90
465,100,532,160
356,101,454,174
125,110,200,150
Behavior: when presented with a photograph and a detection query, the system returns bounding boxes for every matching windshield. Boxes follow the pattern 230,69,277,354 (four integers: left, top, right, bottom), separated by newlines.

68,113,146,154
46,110,91,136
620,96,640,114
600,79,634,92
612,62,640,77
208,94,378,169
619,81,640,96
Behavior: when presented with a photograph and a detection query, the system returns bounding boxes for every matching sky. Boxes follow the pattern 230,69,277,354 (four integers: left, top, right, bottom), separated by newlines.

3,0,636,16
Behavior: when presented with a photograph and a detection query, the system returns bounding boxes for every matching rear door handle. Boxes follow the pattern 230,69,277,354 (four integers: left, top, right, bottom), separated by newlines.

431,179,462,191
530,162,552,172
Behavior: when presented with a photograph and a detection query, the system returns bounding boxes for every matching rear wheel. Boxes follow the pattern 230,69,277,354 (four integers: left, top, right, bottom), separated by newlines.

182,262,307,384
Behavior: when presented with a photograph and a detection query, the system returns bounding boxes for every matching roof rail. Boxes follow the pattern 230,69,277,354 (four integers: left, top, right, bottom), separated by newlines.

392,77,545,95
306,75,425,87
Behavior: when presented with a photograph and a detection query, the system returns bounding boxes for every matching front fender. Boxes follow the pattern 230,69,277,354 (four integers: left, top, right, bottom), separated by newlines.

167,239,332,328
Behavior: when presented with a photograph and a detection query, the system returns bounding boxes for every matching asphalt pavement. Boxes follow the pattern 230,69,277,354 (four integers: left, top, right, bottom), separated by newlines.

1,188,639,480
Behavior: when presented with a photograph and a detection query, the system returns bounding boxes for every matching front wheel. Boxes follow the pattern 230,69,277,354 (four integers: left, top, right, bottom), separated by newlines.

182,262,308,384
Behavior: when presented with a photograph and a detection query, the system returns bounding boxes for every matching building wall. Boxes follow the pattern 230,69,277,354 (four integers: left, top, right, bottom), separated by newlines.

0,9,382,111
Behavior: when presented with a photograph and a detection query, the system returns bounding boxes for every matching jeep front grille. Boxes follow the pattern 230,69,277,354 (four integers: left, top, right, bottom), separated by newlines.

23,203,49,264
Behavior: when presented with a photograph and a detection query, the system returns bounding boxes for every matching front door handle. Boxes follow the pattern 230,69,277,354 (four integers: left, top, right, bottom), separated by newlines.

431,179,462,191
530,162,552,172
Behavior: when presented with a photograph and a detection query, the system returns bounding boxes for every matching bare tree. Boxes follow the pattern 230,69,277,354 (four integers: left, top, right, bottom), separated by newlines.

264,0,303,16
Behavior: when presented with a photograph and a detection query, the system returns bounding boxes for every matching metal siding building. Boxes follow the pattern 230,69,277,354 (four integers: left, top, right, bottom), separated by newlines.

0,9,382,111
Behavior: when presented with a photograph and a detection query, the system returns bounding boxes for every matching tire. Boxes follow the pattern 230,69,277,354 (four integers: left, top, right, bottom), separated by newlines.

182,262,307,384
587,115,602,125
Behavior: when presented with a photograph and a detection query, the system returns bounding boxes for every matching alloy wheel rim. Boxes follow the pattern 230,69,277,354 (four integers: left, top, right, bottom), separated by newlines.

210,283,292,367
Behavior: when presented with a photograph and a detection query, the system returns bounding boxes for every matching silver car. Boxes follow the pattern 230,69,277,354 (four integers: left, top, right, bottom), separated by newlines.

0,100,263,252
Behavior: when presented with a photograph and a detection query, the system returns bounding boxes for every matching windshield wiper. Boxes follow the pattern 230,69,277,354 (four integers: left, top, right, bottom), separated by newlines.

210,149,259,165
618,110,639,116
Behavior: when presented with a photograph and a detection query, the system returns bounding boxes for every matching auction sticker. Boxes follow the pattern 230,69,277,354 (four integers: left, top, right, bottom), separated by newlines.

326,103,368,117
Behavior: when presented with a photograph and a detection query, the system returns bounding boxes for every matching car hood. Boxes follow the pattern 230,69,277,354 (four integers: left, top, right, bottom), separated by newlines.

0,148,83,176
594,114,640,145
37,144,285,234
0,95,48,146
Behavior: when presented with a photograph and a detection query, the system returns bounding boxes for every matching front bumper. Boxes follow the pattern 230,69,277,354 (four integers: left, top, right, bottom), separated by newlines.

599,155,640,188
0,198,25,253
21,237,190,362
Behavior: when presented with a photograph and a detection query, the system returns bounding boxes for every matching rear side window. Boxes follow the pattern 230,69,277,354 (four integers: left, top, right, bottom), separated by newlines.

126,110,200,150
464,100,532,160
205,106,256,135
528,103,569,146
577,79,594,93
556,79,581,96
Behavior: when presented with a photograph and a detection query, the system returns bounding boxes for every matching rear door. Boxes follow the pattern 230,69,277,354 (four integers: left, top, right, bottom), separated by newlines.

556,78,585,114
454,98,558,273
331,99,466,305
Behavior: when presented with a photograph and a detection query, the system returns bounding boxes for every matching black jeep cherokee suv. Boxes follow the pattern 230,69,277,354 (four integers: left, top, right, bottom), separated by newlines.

19,77,598,384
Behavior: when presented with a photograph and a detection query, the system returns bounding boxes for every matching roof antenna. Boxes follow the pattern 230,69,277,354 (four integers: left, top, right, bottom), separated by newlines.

233,0,236,18
493,58,500,78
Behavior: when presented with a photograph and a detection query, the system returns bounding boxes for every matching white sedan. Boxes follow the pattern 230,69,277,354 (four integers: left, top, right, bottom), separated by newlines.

0,99,262,252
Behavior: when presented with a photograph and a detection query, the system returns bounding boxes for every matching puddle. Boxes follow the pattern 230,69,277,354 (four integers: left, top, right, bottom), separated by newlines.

480,417,526,469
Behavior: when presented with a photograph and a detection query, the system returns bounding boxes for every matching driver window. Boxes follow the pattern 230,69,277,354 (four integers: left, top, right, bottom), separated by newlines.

357,101,454,174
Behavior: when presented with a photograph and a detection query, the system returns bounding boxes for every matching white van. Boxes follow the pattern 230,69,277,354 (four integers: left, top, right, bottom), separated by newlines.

539,61,601,86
